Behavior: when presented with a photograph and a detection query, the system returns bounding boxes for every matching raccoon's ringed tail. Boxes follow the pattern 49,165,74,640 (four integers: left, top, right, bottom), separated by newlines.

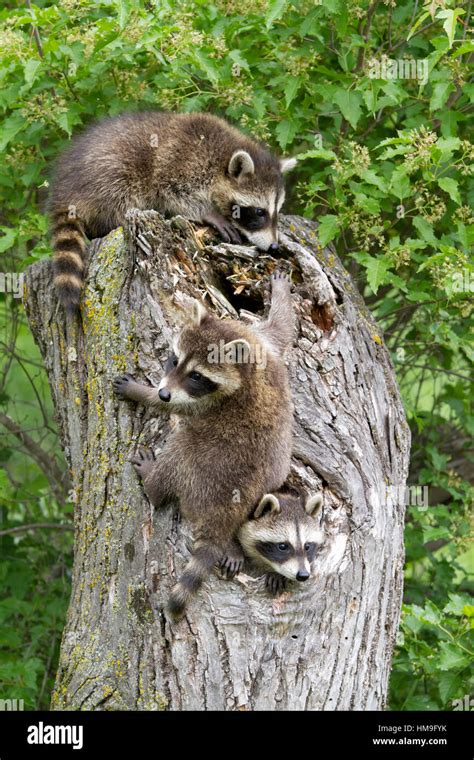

167,543,222,618
51,211,87,311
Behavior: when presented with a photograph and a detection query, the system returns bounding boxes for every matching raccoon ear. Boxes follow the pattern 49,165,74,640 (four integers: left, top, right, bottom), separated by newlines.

223,338,251,363
280,157,298,173
254,494,281,519
228,150,255,180
305,494,323,518
190,299,208,326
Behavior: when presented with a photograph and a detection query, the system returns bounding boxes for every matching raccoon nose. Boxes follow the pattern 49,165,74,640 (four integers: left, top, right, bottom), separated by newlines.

158,388,171,402
269,242,279,252
296,570,310,582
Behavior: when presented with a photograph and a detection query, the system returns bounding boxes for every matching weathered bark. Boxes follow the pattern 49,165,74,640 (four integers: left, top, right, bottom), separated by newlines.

25,211,410,711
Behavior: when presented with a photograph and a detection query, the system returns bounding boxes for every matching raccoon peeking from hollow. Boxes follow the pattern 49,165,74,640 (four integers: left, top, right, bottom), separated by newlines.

49,111,297,310
239,491,325,596
113,272,294,617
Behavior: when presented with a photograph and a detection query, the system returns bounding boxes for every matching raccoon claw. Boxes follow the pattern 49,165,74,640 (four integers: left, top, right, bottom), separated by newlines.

113,373,136,397
130,447,156,479
270,270,291,288
265,573,286,597
219,551,245,579
203,212,242,244
217,221,242,244
224,224,243,245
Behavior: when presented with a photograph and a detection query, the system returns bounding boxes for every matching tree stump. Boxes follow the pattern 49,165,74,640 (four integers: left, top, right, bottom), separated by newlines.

24,211,410,711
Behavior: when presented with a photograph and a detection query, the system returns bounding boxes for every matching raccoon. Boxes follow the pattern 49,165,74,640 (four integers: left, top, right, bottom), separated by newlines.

113,272,294,616
238,491,324,596
49,111,297,310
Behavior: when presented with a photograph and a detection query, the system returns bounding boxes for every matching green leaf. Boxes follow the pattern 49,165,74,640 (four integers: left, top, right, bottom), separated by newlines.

413,216,438,246
194,51,219,84
0,228,16,253
390,167,410,200
353,193,380,214
444,594,473,616
116,0,131,30
437,136,461,158
407,10,430,41
317,214,340,246
438,177,461,205
297,149,336,161
228,50,250,73
275,119,297,150
333,90,362,129
265,0,288,29
454,42,474,56
322,0,341,12
23,59,41,86
284,77,301,108
360,169,387,192
436,8,465,49
0,114,24,152
438,672,462,705
438,643,470,671
364,255,391,294
430,81,452,112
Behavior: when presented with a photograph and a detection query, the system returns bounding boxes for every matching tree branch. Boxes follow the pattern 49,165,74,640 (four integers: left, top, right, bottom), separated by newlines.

26,0,44,58
0,523,73,537
0,411,69,501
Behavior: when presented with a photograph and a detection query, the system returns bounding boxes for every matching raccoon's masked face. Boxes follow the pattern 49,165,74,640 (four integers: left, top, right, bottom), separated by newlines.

215,150,297,252
239,493,324,582
157,301,251,413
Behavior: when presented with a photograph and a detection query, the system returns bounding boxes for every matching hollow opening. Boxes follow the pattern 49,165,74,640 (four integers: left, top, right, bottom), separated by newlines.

210,268,264,315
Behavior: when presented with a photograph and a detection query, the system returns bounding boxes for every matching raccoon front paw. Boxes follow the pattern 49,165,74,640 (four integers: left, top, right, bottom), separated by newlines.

203,212,242,245
265,572,286,597
270,270,292,290
113,373,136,398
219,549,245,579
219,220,242,245
130,447,156,479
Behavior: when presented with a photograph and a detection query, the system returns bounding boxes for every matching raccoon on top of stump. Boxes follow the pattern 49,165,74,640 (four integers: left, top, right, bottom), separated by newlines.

48,111,297,310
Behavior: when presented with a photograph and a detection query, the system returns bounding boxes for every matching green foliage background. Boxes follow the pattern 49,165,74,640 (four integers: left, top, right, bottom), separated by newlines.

0,0,472,710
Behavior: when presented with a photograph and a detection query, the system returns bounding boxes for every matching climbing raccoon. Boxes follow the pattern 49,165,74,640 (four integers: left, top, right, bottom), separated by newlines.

238,491,324,596
113,272,295,616
49,111,297,309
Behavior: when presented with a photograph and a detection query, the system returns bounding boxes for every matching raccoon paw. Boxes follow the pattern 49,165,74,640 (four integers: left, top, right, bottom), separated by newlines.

219,549,245,579
203,211,242,245
113,373,136,398
219,221,242,245
265,572,286,597
270,270,292,289
130,447,156,479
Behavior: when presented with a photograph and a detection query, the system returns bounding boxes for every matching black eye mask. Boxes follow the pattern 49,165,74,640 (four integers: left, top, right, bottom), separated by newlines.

164,352,178,373
256,541,295,563
233,206,269,231
183,372,219,398
304,543,317,563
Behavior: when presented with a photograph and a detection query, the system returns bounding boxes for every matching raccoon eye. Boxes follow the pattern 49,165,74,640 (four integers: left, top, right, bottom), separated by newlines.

189,370,202,381
166,353,179,371
255,208,266,217
277,542,289,551
304,542,316,552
